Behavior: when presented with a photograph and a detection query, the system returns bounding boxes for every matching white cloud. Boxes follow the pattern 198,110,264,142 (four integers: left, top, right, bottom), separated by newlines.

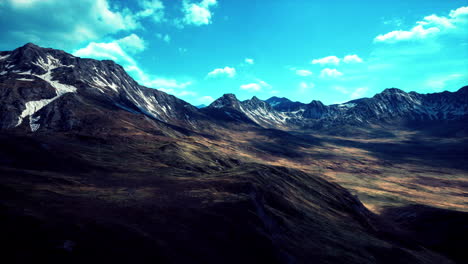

0,0,143,50
136,0,165,23
240,79,270,92
143,78,192,89
450,6,468,19
117,34,146,53
256,79,271,88
74,39,136,66
343,54,363,64
245,58,254,64
207,66,236,78
374,6,468,43
350,87,369,99
320,68,343,78
375,26,440,43
312,56,340,66
295,69,313,76
181,0,217,26
240,83,261,91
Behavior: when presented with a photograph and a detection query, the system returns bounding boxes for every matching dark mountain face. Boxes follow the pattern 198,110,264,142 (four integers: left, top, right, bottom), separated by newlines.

0,44,466,264
265,96,304,112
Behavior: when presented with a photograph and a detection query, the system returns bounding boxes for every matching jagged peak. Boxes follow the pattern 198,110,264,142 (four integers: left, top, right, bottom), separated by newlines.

380,88,406,95
221,93,237,99
208,93,241,109
308,100,325,106
22,42,41,49
250,96,263,103
266,96,291,103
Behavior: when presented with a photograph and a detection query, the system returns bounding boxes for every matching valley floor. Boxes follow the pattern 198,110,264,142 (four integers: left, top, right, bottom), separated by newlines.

0,125,467,263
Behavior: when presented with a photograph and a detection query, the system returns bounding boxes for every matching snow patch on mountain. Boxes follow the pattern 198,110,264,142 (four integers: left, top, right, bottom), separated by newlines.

15,55,77,131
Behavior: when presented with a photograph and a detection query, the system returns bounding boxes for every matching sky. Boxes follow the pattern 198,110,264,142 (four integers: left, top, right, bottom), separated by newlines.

0,0,467,106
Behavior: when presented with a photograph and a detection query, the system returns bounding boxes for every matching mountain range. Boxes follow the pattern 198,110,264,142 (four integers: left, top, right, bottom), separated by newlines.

1,43,467,264
1,43,467,134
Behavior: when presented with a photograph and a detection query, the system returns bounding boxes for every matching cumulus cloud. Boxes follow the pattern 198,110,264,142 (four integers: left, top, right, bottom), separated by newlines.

295,69,313,76
0,0,171,50
74,39,137,66
256,79,271,88
136,0,165,23
312,55,364,66
240,79,271,92
320,68,343,78
181,0,217,26
240,83,261,91
207,66,236,78
0,0,142,50
374,6,468,43
343,54,363,63
311,56,340,66
245,58,254,64
117,34,146,53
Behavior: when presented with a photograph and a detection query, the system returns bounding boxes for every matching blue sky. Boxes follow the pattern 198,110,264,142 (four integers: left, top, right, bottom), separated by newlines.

0,0,467,105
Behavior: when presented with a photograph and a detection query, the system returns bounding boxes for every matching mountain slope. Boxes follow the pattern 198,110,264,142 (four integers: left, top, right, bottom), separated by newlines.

0,132,454,264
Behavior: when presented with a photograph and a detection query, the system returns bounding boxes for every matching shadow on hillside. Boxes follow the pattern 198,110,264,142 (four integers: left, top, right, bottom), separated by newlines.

319,134,468,171
380,204,468,264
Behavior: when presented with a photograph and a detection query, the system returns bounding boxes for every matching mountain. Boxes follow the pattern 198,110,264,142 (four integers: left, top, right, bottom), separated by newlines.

265,96,304,112
205,87,468,131
1,43,466,134
203,94,289,128
0,43,205,133
0,43,466,264
266,87,468,129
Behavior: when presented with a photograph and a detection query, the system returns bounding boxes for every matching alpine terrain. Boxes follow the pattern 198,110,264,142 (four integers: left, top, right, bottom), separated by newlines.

1,43,467,264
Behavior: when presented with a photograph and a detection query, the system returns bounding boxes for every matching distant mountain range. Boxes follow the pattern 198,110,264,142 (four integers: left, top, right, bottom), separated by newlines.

0,43,467,134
